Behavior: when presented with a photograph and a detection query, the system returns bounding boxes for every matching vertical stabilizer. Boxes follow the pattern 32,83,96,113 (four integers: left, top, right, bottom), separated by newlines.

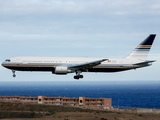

126,34,156,60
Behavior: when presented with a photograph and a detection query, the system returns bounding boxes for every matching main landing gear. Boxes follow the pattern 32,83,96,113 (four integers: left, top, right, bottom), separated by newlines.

74,70,83,80
74,75,83,79
12,70,16,77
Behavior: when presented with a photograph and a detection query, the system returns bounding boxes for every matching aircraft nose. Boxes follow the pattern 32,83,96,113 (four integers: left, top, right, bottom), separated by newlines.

1,62,6,67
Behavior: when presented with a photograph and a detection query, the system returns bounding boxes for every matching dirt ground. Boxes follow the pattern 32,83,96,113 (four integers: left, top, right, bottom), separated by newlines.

0,102,160,120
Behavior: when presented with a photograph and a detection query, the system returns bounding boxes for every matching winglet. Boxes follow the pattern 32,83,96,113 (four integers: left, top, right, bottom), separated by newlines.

101,59,108,62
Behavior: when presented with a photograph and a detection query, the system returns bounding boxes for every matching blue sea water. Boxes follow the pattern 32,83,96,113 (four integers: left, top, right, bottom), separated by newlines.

0,81,160,108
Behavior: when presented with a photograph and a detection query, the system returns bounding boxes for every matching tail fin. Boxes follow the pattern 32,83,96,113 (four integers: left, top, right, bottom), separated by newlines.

126,34,156,60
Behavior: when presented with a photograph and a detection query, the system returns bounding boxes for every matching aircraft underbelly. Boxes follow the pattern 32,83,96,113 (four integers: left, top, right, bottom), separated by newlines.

4,66,55,72
5,65,133,73
88,68,132,72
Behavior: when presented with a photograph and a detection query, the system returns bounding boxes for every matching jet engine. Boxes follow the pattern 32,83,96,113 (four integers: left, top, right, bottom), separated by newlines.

54,66,72,74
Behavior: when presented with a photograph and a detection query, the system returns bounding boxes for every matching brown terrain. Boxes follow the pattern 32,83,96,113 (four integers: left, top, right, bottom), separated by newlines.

0,102,160,120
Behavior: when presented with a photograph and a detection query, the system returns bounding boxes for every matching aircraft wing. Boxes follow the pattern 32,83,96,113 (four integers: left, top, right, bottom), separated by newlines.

68,59,107,71
134,60,156,66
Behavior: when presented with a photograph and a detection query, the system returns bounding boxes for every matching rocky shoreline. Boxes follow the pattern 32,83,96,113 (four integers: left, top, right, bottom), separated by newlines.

0,102,160,120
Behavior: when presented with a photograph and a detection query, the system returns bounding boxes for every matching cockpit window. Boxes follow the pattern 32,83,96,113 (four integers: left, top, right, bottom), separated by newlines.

5,59,11,62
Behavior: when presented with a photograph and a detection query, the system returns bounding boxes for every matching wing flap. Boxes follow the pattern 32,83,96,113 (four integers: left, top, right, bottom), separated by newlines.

68,59,107,71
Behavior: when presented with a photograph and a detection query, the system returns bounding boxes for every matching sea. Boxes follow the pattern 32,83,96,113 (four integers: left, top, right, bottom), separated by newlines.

0,81,160,109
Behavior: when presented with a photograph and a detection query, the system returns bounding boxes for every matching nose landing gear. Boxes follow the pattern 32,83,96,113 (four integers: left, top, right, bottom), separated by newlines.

12,70,16,77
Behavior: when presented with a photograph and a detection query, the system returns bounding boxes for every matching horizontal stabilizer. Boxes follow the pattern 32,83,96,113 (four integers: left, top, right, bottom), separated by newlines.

134,60,156,66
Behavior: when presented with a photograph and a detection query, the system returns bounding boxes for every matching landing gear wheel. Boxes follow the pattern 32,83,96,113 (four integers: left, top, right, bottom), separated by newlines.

80,75,83,78
74,75,84,80
13,74,16,77
74,76,79,80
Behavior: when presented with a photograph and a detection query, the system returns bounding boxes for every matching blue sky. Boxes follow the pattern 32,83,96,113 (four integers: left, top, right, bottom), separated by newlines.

0,0,160,81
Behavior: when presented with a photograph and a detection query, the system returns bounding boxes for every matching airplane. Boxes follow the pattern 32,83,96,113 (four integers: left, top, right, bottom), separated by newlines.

1,34,156,80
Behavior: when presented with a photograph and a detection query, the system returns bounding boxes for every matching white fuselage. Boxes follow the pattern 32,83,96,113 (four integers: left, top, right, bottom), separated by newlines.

2,56,145,73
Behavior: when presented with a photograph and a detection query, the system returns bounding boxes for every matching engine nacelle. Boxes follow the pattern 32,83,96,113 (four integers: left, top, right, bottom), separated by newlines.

54,66,71,75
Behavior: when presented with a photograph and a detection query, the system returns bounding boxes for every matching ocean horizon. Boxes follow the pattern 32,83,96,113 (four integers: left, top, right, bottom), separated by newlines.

0,81,160,109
